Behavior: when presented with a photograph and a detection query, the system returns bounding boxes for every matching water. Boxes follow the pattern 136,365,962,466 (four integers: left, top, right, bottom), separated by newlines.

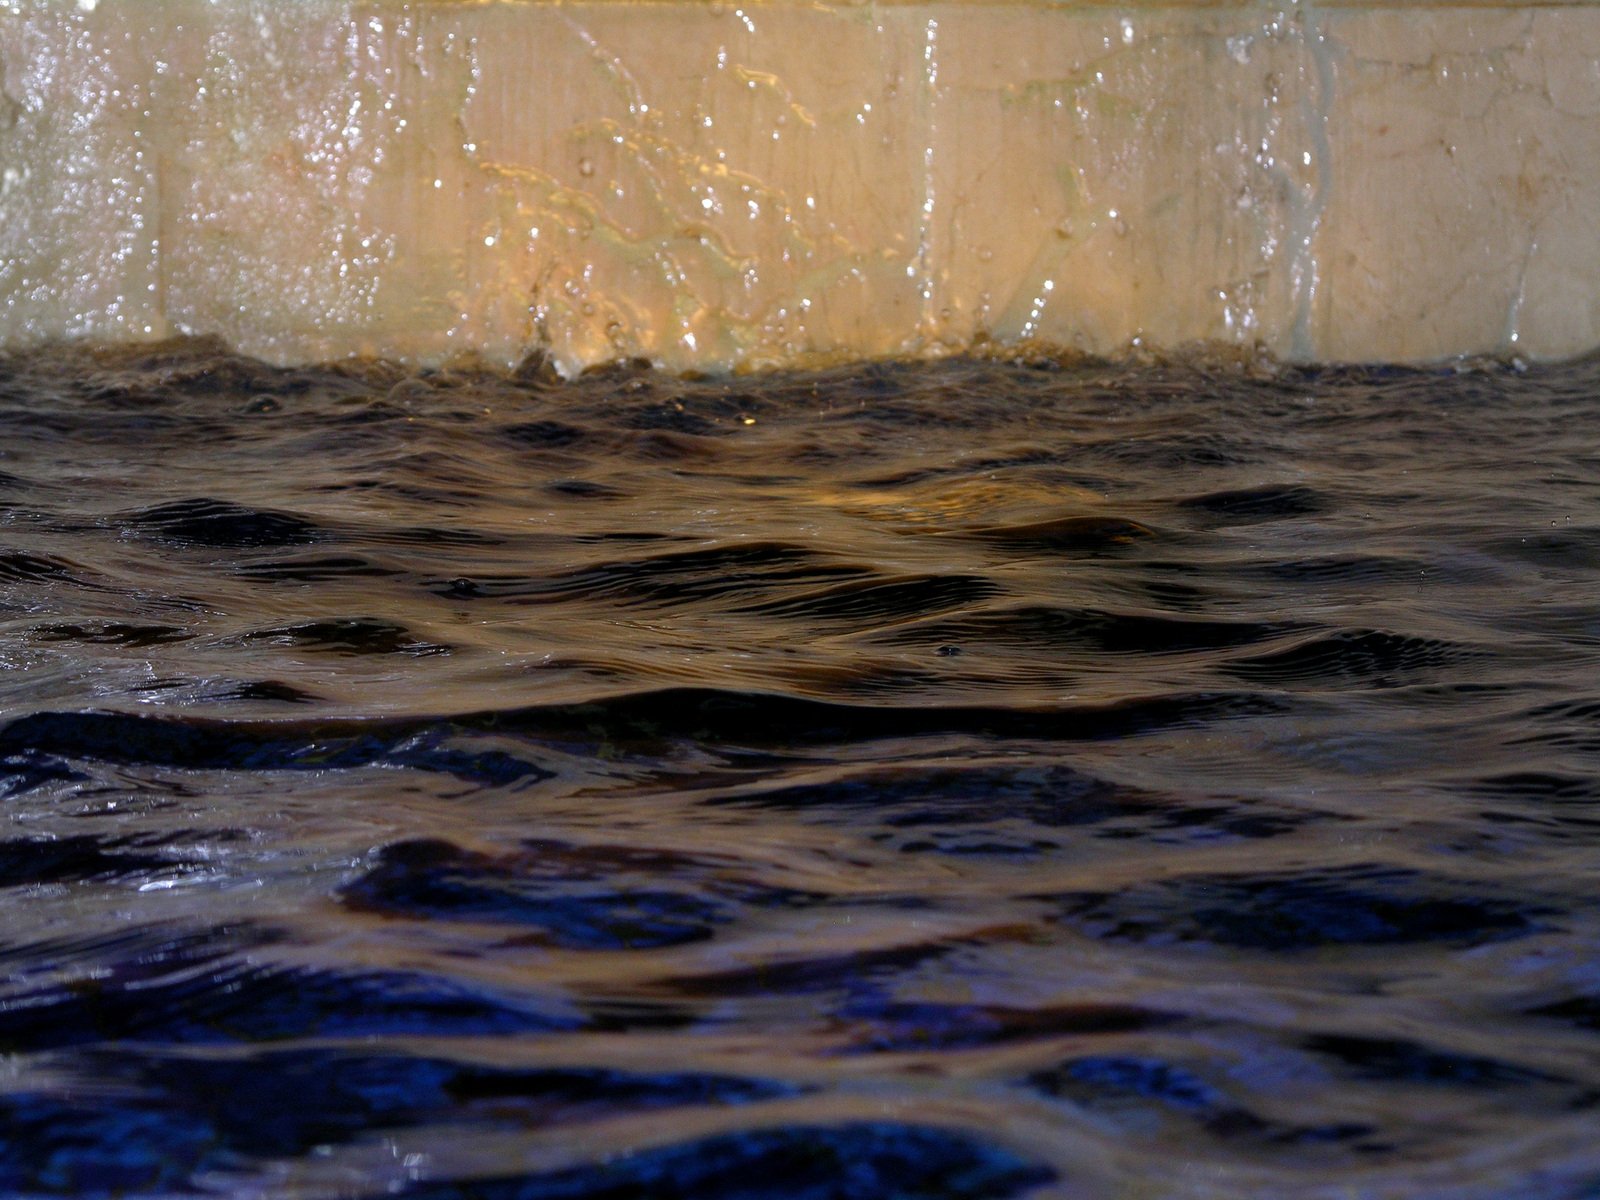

2,340,1599,1199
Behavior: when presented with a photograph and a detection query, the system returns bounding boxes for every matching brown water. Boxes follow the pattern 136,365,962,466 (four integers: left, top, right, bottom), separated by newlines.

2,341,1599,1199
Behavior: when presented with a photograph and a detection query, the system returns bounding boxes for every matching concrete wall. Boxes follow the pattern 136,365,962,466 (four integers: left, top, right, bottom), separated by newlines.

3,0,1597,372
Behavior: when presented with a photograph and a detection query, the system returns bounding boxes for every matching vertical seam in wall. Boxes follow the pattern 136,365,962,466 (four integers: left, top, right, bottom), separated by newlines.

1502,9,1540,356
916,13,938,338
145,15,171,344
154,146,170,338
1292,0,1334,360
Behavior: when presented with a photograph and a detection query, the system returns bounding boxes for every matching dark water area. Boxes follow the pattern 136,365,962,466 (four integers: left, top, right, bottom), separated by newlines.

2,339,1599,1198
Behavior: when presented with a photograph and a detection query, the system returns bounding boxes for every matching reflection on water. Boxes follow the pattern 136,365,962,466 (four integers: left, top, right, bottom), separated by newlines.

2,341,1599,1197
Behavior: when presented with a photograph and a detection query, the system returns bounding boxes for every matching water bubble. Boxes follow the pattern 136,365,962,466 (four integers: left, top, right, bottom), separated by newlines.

577,157,595,178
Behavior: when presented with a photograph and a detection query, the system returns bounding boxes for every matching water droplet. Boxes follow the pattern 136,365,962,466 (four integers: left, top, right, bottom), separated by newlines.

577,157,595,178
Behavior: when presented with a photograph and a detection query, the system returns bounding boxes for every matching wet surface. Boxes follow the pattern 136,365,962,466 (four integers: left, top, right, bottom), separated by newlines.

2,341,1600,1197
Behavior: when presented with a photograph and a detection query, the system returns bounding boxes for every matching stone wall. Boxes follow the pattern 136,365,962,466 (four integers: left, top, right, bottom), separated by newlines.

3,0,1597,372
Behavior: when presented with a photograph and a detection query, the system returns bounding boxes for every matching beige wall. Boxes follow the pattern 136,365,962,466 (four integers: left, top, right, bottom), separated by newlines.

3,0,1598,372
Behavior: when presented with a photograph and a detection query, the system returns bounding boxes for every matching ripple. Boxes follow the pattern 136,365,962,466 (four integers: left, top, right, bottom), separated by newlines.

1467,772,1600,803
876,604,1291,655
1299,1034,1562,1089
0,712,550,787
0,1048,795,1180
0,925,573,1051
122,498,324,548
1176,483,1326,522
341,838,817,950
0,750,86,798
474,687,1288,750
1248,554,1431,586
709,762,1312,852
502,418,596,449
0,549,99,586
836,1000,1176,1055
1222,630,1487,687
1038,865,1545,951
526,542,869,607
394,1123,1055,1200
29,621,191,647
1024,1055,1386,1152
0,834,194,888
736,574,1004,625
960,514,1155,551
1487,528,1600,571
233,553,401,582
241,617,448,657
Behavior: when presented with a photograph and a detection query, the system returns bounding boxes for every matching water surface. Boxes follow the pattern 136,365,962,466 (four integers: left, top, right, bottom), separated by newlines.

2,342,1599,1198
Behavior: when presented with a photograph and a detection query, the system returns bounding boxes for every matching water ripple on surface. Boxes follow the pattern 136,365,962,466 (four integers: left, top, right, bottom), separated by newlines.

3,345,1600,1197
1038,865,1549,951
394,1123,1055,1200
122,497,325,548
